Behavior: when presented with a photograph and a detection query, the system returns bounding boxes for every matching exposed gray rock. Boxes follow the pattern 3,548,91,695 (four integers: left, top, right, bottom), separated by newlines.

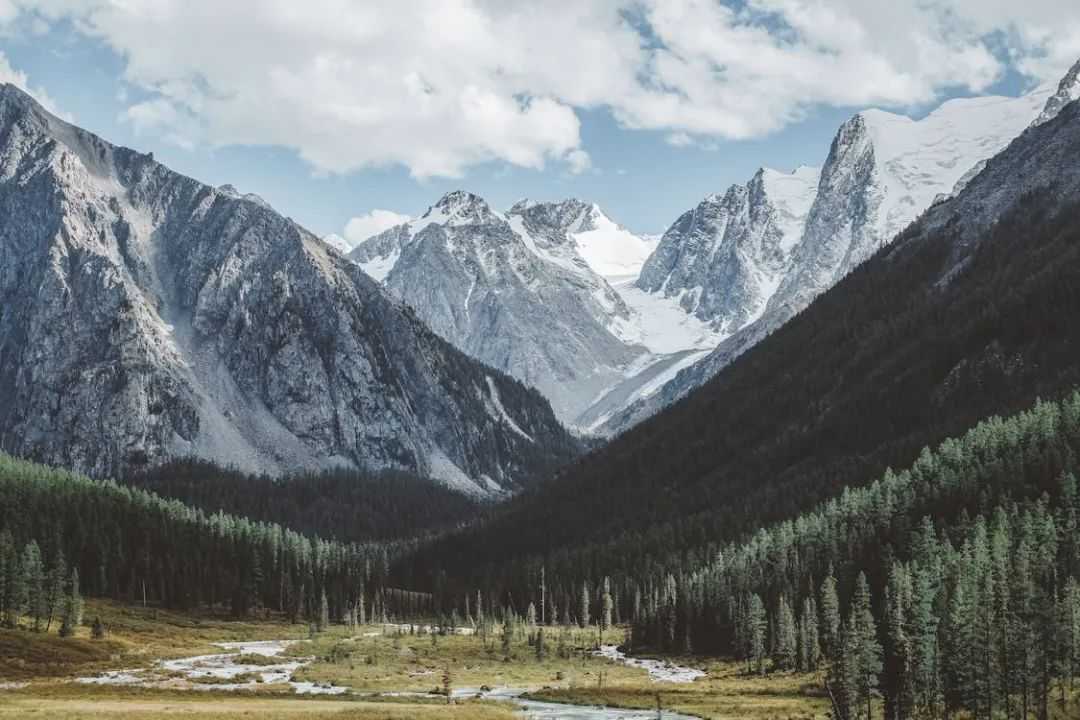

636,167,818,335
350,192,646,424
601,67,1071,436
1033,58,1080,127
0,83,577,494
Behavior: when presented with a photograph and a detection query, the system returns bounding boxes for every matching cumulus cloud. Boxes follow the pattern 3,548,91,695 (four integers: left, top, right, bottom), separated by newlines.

4,1,1080,178
344,209,412,246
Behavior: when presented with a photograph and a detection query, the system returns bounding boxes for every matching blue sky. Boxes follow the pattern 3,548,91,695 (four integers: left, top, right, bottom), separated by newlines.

0,2,1074,238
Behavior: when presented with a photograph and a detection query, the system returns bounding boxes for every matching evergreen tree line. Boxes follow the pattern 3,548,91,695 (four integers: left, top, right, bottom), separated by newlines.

124,459,482,544
0,532,83,636
0,453,410,623
397,190,1080,604
621,393,1080,719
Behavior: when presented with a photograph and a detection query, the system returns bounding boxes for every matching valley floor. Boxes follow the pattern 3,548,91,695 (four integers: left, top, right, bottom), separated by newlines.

0,600,832,719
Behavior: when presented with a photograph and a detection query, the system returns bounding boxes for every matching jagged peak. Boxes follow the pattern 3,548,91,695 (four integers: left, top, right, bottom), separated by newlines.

421,190,497,226
1033,57,1080,127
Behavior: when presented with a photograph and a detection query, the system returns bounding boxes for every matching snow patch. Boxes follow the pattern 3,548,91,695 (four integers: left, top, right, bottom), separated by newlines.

485,376,534,442
571,206,660,280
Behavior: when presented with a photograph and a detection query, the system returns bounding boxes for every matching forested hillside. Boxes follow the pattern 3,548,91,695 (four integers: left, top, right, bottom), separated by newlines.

0,454,415,624
126,460,481,543
401,103,1080,602
630,392,1080,720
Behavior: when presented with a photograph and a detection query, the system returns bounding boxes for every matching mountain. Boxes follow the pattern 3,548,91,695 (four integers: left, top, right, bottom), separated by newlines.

636,165,819,335
0,84,577,494
348,193,663,424
536,200,659,282
404,87,1080,590
601,65,1076,435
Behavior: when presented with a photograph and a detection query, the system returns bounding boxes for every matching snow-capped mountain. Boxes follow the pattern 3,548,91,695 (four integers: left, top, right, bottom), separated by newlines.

637,165,819,335
525,199,659,281
769,87,1053,316
0,83,577,494
322,232,351,255
349,192,648,423
600,60,1080,436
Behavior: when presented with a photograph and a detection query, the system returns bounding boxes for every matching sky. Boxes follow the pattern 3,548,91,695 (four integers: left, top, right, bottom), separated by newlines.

0,1,1078,241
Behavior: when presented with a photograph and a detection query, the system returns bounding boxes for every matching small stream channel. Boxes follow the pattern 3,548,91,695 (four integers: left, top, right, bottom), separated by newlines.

70,640,702,719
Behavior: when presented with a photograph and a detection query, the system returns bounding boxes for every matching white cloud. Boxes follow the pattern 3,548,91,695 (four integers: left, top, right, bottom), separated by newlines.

665,132,694,147
344,209,412,247
0,50,65,118
122,97,197,150
565,148,592,174
5,1,1080,178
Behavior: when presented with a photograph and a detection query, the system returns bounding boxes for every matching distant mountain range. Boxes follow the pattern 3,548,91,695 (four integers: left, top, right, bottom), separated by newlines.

0,83,577,495
406,67,1080,588
343,61,1080,437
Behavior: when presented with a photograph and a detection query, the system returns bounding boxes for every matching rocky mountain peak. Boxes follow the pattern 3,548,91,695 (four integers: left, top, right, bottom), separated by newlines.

426,190,495,226
1034,58,1080,126
0,89,577,493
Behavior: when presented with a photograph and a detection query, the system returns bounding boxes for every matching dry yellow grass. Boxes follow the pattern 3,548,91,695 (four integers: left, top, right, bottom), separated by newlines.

525,658,829,720
0,695,514,719
290,624,643,693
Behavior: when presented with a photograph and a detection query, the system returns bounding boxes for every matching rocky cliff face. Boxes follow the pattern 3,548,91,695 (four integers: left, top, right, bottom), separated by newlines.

0,84,577,494
349,192,647,424
601,63,1078,435
636,166,818,335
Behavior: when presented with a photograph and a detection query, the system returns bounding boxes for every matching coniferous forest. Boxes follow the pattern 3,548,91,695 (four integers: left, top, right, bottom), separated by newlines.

3,391,1080,718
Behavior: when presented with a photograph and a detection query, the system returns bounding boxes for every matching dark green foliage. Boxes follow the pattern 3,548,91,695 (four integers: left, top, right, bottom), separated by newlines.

405,190,1080,602
0,453,401,621
126,459,481,543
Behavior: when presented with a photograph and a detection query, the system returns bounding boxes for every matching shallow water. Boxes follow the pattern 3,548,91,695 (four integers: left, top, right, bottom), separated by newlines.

73,638,704,717
76,639,347,695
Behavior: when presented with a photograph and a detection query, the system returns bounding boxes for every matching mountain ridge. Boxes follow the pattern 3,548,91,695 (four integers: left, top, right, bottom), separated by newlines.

0,83,577,494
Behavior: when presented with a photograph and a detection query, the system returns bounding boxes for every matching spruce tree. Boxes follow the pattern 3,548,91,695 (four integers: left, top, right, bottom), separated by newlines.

502,611,513,659
821,568,841,659
20,540,44,631
775,594,797,670
601,577,613,641
59,568,83,638
44,549,66,632
747,593,768,675
0,530,15,627
580,581,590,629
852,572,882,720
799,596,821,672
318,588,329,632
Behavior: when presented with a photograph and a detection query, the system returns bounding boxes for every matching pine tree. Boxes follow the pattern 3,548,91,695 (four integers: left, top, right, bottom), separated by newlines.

910,559,941,715
833,614,861,720
747,593,768,675
883,564,915,720
580,581,590,629
317,588,329,632
0,530,16,627
20,540,44,631
601,577,613,640
775,594,797,670
59,567,83,638
44,549,66,632
852,572,883,720
821,568,841,659
799,596,821,672
536,625,546,661
502,611,513,659
526,602,537,630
